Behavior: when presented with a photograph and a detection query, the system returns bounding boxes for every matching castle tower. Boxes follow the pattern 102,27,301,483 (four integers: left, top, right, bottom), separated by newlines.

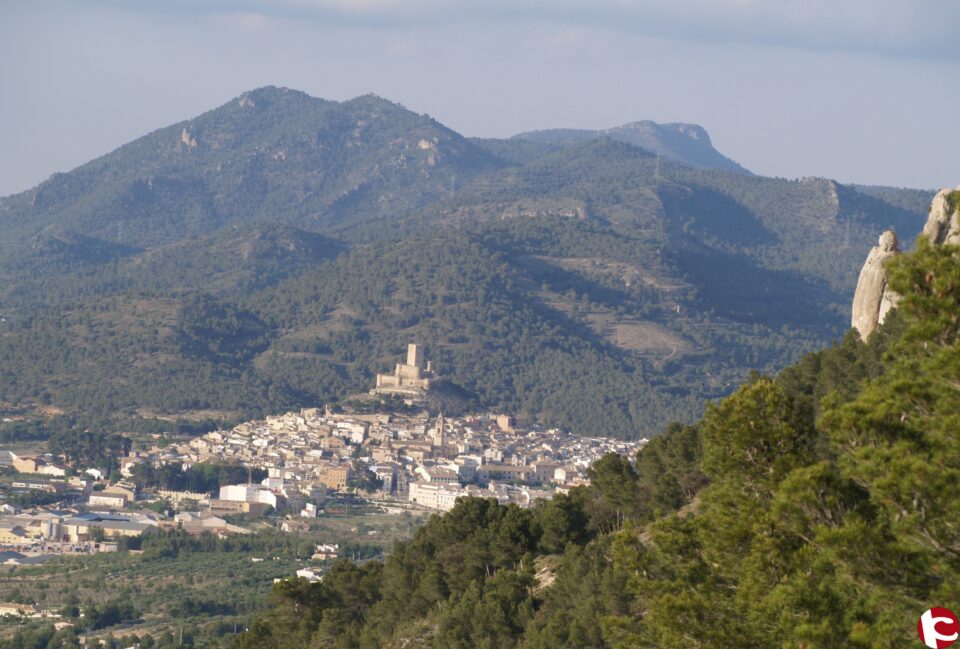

432,412,445,448
407,344,424,369
371,343,438,397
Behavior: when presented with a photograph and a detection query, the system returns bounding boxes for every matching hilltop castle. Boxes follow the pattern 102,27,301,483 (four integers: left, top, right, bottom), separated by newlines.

372,344,439,398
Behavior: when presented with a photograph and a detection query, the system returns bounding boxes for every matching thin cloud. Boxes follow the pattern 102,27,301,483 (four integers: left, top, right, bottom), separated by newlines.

210,11,272,30
96,0,960,59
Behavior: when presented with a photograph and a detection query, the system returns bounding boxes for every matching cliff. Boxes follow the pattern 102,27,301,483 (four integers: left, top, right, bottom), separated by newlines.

851,230,900,339
852,184,960,338
921,187,960,245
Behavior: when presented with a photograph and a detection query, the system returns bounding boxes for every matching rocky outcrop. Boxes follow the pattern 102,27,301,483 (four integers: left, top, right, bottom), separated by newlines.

851,230,900,339
180,128,198,149
921,187,960,246
852,185,960,339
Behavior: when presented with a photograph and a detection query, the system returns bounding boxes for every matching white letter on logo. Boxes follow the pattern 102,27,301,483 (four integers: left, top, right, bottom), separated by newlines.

921,609,959,649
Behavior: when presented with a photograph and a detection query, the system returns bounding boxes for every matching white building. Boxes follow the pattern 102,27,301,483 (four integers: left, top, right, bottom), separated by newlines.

88,494,127,509
296,568,322,582
408,482,466,511
218,484,278,508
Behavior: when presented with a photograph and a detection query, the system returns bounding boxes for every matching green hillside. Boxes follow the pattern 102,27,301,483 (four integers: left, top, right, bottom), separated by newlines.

211,219,960,648
0,87,935,436
0,87,499,255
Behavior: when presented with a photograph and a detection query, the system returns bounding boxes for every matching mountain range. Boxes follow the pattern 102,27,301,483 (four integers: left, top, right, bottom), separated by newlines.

0,86,935,437
513,120,750,174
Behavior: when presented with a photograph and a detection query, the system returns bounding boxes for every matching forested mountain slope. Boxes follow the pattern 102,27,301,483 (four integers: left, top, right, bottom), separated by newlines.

0,87,935,436
220,213,960,648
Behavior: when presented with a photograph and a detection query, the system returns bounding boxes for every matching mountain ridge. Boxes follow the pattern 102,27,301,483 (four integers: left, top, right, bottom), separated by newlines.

0,86,936,437
513,119,751,174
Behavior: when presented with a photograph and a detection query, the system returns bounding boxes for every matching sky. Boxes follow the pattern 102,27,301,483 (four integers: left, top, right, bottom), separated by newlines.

0,0,958,197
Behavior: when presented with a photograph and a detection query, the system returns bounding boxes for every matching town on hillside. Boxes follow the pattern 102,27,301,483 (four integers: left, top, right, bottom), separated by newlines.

0,345,645,565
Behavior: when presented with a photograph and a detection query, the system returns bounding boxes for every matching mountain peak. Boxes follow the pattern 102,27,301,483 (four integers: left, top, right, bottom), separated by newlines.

611,120,710,144
340,92,417,114
514,119,749,175
234,85,316,109
0,85,502,251
232,87,408,115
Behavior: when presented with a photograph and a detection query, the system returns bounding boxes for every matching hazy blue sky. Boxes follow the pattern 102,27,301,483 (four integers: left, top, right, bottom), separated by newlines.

1,0,958,196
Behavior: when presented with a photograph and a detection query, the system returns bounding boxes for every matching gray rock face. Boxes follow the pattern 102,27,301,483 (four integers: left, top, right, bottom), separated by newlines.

851,230,900,339
921,186,960,246
852,184,960,339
